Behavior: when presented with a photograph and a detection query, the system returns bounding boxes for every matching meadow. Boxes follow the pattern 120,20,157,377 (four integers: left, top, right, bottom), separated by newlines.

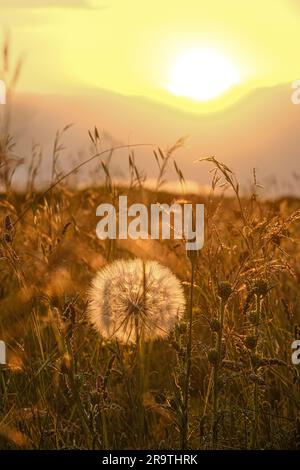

0,131,300,450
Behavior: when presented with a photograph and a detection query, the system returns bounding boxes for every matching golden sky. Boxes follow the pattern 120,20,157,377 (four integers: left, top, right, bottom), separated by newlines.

1,0,300,112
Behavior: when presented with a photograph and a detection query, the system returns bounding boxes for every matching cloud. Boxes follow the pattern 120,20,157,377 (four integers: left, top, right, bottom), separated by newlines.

0,0,106,9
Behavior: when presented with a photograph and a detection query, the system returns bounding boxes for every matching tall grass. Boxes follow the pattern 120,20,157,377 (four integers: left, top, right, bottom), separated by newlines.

0,41,300,451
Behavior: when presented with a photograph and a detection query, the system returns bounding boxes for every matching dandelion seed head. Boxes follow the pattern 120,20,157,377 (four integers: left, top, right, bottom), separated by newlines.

88,259,186,343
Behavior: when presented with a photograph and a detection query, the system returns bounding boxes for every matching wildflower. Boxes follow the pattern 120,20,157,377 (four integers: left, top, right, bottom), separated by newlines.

244,335,258,350
210,318,221,333
88,259,185,343
253,279,269,297
207,348,219,365
217,281,233,302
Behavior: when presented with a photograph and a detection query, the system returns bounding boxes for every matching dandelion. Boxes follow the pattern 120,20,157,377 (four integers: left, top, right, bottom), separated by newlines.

88,259,186,344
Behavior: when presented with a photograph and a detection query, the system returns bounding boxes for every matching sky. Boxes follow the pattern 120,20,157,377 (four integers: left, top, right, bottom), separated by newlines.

1,0,300,112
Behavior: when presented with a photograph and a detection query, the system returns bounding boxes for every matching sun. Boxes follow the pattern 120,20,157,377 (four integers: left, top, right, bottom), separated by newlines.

167,48,240,101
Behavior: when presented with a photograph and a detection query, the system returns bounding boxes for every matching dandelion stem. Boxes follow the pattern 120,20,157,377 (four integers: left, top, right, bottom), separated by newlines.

181,258,196,450
251,293,261,449
212,298,225,449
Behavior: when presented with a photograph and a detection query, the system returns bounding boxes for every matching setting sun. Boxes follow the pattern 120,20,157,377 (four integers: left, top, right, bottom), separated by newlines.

167,48,240,101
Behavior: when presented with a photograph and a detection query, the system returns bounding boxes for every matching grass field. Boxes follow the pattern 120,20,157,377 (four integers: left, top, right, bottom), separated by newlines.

0,128,300,450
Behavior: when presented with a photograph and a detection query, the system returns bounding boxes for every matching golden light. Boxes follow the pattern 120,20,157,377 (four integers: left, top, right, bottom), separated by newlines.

167,48,240,101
